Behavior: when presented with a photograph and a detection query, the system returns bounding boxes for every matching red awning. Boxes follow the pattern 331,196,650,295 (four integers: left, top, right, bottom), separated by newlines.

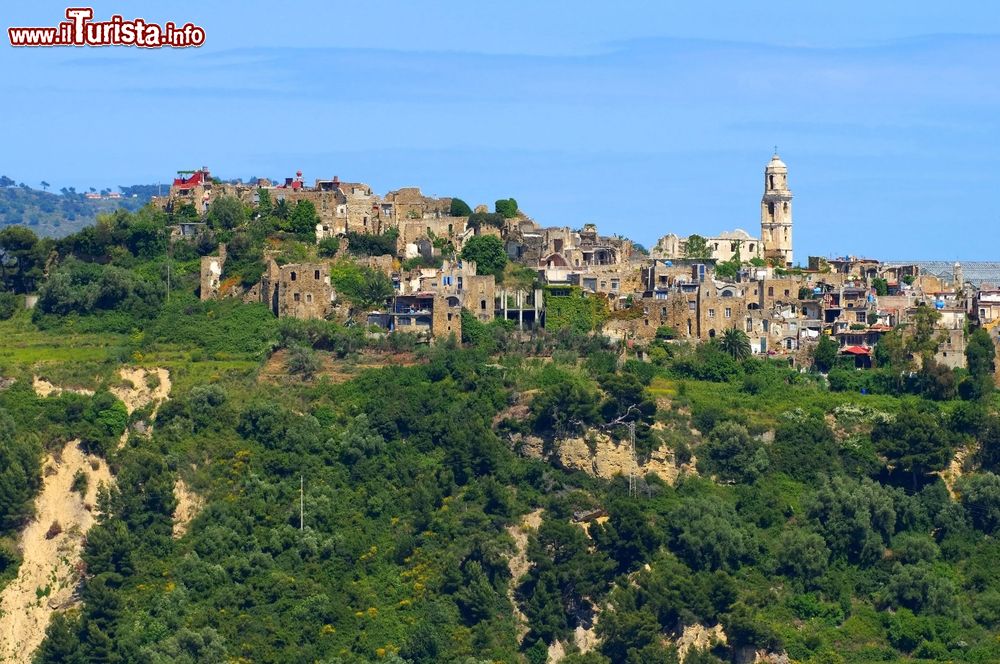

842,345,871,355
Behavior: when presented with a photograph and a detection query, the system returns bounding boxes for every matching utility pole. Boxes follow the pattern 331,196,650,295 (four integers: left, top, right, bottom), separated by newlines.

627,421,637,499
300,475,304,531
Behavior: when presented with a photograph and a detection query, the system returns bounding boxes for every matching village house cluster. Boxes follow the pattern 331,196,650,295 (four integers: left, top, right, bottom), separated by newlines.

156,155,1000,376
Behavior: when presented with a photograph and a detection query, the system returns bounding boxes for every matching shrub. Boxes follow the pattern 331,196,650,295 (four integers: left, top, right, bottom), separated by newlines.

0,292,17,320
71,469,89,496
318,236,340,257
45,521,63,539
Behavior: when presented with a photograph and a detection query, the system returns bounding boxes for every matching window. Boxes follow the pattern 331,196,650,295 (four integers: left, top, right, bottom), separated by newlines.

708,309,715,318
290,271,297,282
856,312,866,323
293,292,300,302
611,279,620,290
306,293,313,303
481,299,487,310
688,301,696,310
661,307,667,316
442,276,453,286
746,318,752,332
768,287,774,296
725,307,731,318
784,289,790,297
644,319,649,326
314,270,320,280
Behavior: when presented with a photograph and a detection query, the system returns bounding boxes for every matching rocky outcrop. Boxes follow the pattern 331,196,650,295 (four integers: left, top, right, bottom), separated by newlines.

555,432,693,486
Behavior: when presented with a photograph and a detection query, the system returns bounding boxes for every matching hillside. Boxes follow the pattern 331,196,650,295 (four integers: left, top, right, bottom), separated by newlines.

0,179,157,237
0,207,999,664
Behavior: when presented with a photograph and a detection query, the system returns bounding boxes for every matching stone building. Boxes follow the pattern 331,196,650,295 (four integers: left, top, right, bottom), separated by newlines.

199,244,226,301
260,261,335,320
761,153,794,267
652,229,761,263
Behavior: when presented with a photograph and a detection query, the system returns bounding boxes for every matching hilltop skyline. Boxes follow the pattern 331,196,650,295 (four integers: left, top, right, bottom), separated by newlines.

4,1,1000,259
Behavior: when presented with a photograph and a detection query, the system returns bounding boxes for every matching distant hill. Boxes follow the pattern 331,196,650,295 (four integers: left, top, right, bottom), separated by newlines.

0,177,159,237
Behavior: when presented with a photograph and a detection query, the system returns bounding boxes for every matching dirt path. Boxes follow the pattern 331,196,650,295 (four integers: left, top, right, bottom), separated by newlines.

507,508,543,646
0,441,111,663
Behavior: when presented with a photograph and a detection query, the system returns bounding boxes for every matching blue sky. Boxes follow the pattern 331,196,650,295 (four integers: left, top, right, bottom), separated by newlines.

3,1,1000,260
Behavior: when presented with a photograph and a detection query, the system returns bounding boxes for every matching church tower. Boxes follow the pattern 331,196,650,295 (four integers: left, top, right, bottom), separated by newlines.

761,153,793,267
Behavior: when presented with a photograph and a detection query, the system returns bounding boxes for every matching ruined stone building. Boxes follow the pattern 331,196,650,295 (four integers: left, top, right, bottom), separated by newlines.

199,246,335,320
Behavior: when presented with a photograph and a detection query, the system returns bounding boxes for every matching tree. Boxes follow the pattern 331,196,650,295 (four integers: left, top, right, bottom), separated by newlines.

353,269,394,309
776,529,829,583
872,405,953,490
957,472,1000,534
684,234,710,259
772,415,838,480
40,181,50,191
0,291,17,320
699,421,768,483
0,226,47,293
963,328,996,400
494,198,518,219
290,200,319,239
206,196,246,230
35,611,84,664
460,235,507,277
449,198,473,216
719,328,751,361
286,345,322,380
813,335,839,373
872,277,889,296
531,379,600,437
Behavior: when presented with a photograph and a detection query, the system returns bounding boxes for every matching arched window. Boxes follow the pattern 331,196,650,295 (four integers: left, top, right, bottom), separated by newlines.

768,202,775,218
769,174,774,189
290,271,297,282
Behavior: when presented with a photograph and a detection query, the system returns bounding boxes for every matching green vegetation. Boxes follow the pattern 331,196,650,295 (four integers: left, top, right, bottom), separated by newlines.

0,179,155,237
684,234,710,259
460,234,507,278
543,286,609,334
0,199,996,663
495,198,519,219
449,198,473,217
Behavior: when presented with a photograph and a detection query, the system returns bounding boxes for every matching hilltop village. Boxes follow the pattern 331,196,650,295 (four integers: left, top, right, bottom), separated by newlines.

157,154,1000,379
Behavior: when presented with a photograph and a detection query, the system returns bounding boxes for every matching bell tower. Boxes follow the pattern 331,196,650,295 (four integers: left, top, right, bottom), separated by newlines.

761,152,793,267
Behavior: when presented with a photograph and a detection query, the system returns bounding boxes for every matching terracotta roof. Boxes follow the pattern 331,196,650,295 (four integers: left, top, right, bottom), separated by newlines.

842,345,871,355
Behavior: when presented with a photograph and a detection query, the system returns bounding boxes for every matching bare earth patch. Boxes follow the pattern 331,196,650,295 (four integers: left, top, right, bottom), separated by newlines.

506,508,543,646
110,367,171,416
31,377,94,398
172,478,204,539
0,441,112,663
